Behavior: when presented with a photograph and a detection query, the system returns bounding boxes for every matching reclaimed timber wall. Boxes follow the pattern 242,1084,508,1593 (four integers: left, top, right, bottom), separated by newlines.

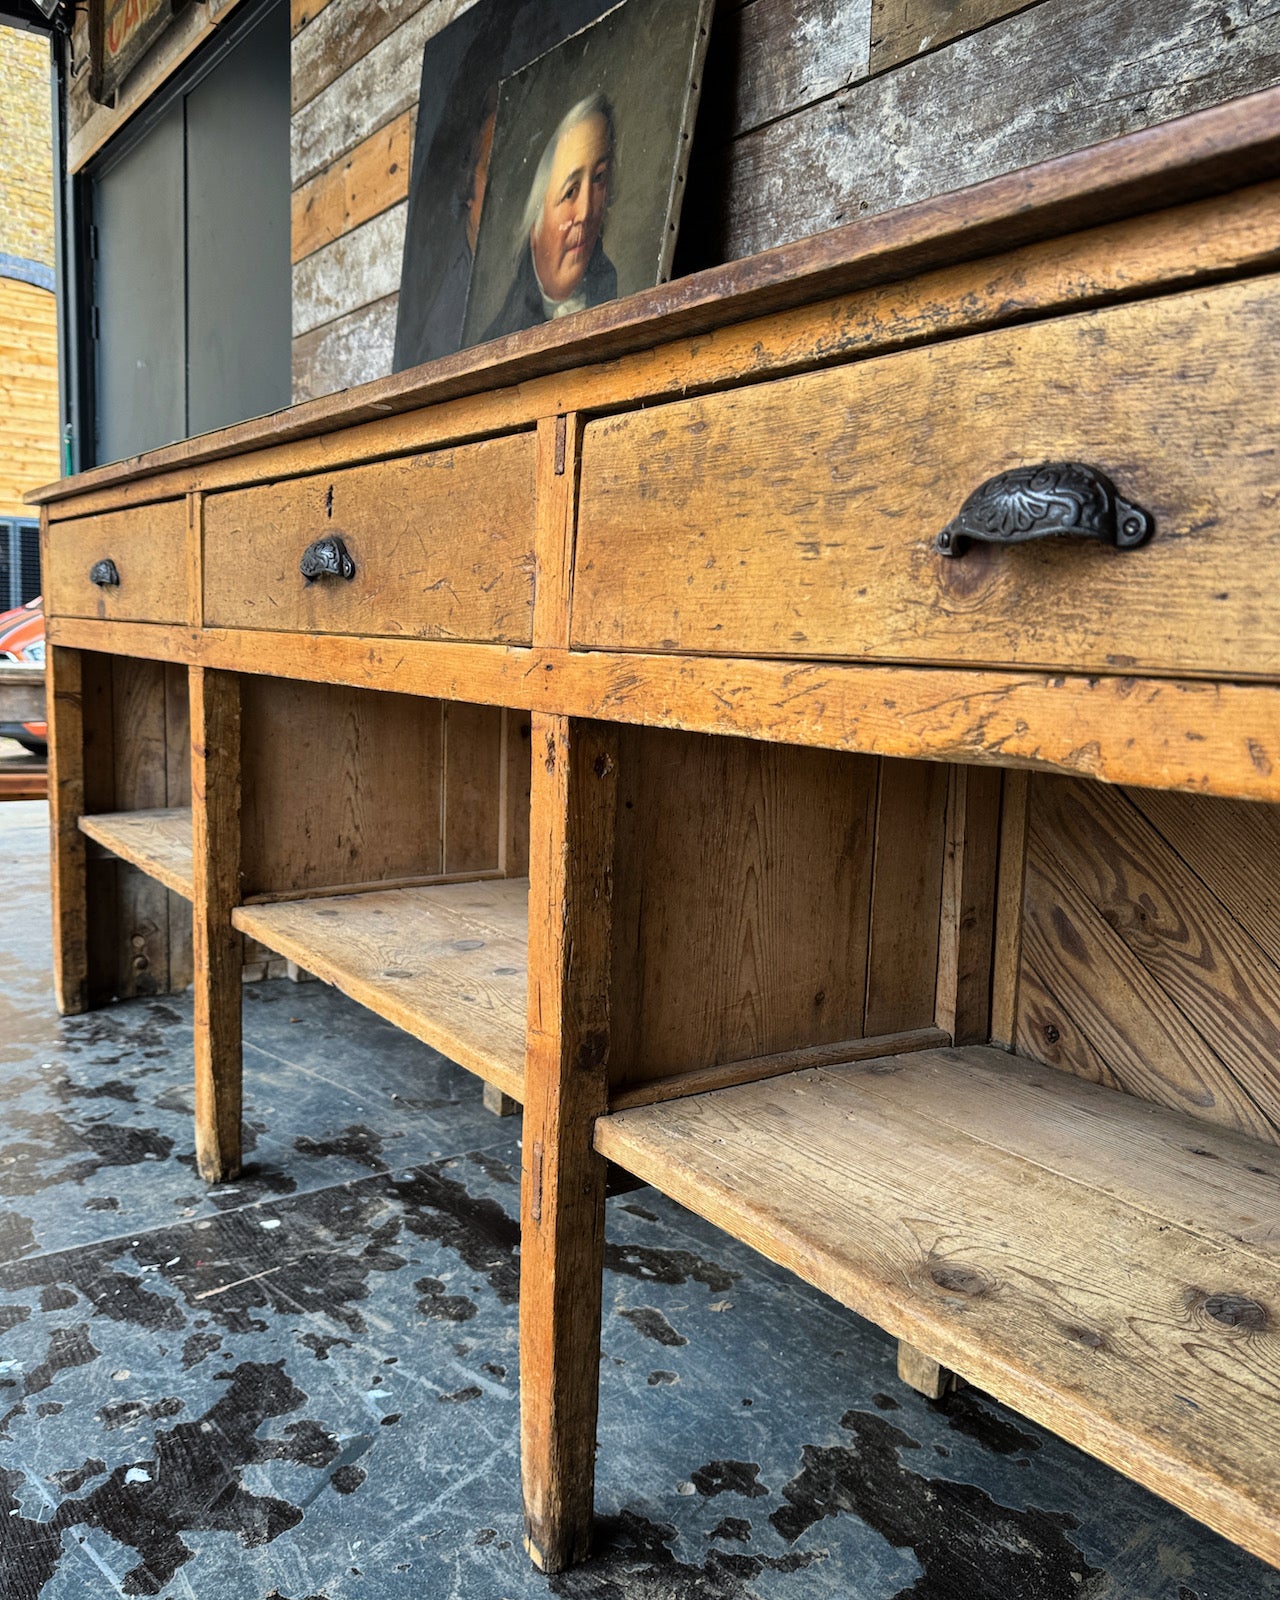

1015,774,1280,1148
58,0,1280,400
290,0,1280,401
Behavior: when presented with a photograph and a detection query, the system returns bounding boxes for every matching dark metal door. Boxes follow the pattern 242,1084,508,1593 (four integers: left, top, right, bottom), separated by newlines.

93,99,185,466
88,0,290,467
186,0,291,438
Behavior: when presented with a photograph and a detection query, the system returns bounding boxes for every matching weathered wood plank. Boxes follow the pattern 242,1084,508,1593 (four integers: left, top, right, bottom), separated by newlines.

292,113,413,263
292,0,436,111
234,880,528,1099
934,763,1002,1045
190,666,243,1183
712,0,1280,262
291,293,398,401
79,807,195,900
594,1046,1280,1568
292,202,408,336
45,645,89,1013
870,0,1043,73
45,619,1280,806
729,0,871,135
573,273,1280,682
1020,777,1280,1143
609,728,880,1088
521,716,617,1572
291,2,443,185
36,98,1280,502
864,758,948,1036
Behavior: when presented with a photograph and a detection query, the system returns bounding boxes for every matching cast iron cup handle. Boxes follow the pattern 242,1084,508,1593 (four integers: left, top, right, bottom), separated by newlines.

89,558,120,587
936,462,1154,558
300,535,356,584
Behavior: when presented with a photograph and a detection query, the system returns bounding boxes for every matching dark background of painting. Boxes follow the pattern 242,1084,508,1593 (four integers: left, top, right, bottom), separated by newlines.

460,0,710,348
392,0,614,372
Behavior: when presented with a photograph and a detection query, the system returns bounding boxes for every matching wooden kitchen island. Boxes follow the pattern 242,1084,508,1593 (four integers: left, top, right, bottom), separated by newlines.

31,91,1280,1575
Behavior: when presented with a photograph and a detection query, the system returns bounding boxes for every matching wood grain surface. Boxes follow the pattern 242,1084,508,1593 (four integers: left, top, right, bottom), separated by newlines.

1017,776,1280,1145
203,434,535,643
594,1044,1280,1567
574,272,1280,680
33,90,1280,508
608,728,880,1088
234,879,529,1099
190,667,243,1183
43,501,189,625
46,618,1280,805
79,807,195,900
520,717,617,1571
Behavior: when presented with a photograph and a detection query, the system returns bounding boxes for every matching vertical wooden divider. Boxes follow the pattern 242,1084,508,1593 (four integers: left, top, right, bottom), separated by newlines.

191,665,243,1182
935,764,1003,1045
520,712,617,1573
990,769,1031,1050
534,412,584,650
46,641,89,1015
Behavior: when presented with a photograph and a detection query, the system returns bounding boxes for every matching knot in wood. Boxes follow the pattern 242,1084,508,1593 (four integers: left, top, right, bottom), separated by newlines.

929,1262,992,1298
1202,1293,1268,1332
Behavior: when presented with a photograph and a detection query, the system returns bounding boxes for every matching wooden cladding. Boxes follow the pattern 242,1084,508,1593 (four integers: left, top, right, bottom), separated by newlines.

43,501,189,625
606,727,951,1094
1016,775,1280,1147
238,680,531,898
203,432,536,642
573,273,1280,680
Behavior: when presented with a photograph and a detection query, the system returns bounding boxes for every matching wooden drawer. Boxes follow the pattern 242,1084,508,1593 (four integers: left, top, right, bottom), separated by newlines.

203,433,536,643
572,274,1280,680
44,501,188,624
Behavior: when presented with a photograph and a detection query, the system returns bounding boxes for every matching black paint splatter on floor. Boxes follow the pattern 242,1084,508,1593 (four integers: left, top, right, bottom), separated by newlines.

1,800,1277,1598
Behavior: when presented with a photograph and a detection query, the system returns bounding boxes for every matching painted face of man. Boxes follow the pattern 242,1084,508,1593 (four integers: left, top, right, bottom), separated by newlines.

531,111,611,302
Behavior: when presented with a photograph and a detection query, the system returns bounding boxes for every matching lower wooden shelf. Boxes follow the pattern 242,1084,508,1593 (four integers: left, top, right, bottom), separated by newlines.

233,878,528,1102
79,808,194,899
594,1044,1280,1567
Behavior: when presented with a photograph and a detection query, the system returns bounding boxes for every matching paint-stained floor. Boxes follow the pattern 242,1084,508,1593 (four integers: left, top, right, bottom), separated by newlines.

1,799,1276,1600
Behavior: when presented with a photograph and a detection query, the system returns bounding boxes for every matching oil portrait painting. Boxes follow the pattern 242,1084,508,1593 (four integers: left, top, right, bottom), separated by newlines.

461,0,712,349
392,0,614,371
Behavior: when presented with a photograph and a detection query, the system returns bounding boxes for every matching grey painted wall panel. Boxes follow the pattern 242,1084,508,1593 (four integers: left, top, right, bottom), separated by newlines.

186,0,293,438
93,100,185,465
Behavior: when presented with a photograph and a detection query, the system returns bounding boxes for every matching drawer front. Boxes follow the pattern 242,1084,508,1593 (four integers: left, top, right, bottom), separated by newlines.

204,433,536,643
44,501,188,624
572,274,1280,679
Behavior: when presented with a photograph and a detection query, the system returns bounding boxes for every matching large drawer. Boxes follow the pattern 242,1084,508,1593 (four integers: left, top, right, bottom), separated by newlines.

204,433,536,643
44,500,188,624
572,275,1280,680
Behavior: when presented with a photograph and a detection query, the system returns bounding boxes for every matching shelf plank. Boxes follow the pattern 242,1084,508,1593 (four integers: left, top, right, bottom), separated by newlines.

594,1045,1280,1567
79,808,194,900
233,879,528,1102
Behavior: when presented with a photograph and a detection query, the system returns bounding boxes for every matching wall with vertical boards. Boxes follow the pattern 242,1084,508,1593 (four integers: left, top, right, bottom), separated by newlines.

288,0,1280,400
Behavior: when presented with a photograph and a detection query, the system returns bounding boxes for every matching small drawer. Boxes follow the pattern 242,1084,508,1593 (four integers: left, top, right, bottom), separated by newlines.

203,433,536,643
44,501,188,624
572,273,1280,681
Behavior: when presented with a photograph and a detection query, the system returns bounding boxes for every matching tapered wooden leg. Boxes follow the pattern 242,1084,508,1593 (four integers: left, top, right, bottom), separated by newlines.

191,667,242,1183
46,643,89,1015
520,715,617,1573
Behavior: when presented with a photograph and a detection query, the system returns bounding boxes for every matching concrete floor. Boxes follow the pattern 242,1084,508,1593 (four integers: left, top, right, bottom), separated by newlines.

0,799,1276,1599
